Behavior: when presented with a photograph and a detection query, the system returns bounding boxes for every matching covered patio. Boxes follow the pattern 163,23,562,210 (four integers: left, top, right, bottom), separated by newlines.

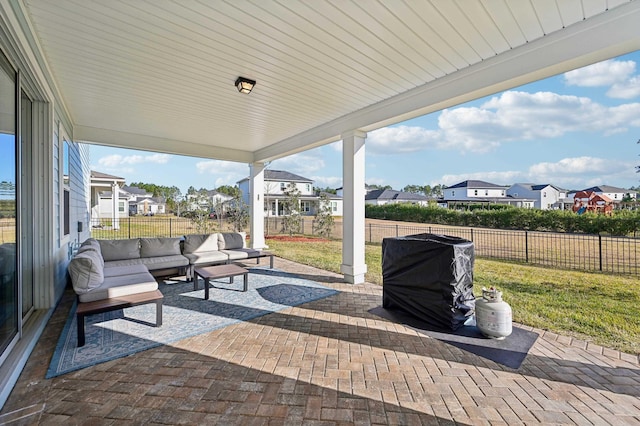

1,0,640,420
1,257,639,424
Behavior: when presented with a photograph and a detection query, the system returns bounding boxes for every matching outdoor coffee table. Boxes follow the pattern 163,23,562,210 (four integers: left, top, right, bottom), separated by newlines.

193,264,249,299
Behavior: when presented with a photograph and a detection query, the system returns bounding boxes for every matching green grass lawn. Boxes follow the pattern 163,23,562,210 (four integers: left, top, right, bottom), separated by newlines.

265,237,640,355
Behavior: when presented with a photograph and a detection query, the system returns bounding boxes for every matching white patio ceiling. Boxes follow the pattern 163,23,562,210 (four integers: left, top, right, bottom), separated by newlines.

17,0,640,163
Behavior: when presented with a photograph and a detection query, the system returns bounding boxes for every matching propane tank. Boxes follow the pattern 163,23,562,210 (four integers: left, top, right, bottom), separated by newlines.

475,287,512,339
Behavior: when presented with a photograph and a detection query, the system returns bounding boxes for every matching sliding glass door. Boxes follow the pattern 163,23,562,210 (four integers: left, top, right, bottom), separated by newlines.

0,50,17,359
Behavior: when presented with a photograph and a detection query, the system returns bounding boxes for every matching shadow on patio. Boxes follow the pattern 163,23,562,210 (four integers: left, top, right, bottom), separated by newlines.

1,257,639,424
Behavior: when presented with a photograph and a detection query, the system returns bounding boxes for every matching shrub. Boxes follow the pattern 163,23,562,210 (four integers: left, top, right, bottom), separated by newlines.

364,204,640,236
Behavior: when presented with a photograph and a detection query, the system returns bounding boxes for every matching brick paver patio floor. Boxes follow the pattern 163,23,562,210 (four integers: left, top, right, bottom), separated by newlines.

1,258,639,425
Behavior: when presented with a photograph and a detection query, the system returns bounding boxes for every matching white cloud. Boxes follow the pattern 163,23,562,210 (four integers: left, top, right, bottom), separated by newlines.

434,156,636,190
195,160,248,186
311,175,342,189
366,126,442,154
363,90,640,155
564,59,640,99
98,153,170,167
270,152,325,176
437,91,640,152
607,76,640,99
564,59,636,87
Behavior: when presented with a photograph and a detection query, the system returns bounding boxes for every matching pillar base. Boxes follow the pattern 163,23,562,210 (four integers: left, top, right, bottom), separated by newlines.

340,264,367,284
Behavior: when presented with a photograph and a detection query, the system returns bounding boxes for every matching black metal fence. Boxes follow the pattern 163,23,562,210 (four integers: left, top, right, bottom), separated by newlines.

90,216,640,276
362,222,640,276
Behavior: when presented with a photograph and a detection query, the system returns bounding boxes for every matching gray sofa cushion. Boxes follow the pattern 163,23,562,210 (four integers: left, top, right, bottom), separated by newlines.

139,254,189,270
78,272,158,303
183,251,228,265
183,233,220,253
221,248,263,261
103,264,149,278
99,239,141,261
218,232,246,250
103,258,145,268
68,249,104,294
140,237,182,257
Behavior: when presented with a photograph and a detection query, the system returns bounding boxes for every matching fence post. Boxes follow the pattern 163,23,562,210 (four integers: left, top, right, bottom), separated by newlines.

396,224,399,237
169,218,172,237
369,223,372,243
470,228,474,242
525,231,529,263
128,217,131,239
599,234,603,271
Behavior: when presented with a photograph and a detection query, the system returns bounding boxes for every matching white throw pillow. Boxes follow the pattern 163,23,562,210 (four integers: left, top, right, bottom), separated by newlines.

183,234,219,253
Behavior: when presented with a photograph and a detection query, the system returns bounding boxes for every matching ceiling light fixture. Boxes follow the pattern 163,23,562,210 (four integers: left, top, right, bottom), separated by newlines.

235,77,256,94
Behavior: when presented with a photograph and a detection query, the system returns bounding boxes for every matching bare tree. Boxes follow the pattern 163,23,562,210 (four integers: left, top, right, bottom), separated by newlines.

227,195,249,232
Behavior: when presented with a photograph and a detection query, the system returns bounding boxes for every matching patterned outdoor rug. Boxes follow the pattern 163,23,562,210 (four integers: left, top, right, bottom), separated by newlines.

47,267,339,378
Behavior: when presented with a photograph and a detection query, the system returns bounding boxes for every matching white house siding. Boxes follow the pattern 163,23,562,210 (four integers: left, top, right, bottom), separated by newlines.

506,184,551,209
443,188,506,201
466,188,505,198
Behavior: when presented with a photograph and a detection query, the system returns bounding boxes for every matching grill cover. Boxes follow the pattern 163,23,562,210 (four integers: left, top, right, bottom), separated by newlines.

382,233,475,330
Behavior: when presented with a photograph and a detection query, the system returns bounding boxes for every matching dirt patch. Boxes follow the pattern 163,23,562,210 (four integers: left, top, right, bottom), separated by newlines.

266,235,330,243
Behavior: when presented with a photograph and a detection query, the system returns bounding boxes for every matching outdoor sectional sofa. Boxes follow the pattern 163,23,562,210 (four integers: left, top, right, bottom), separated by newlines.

67,232,273,346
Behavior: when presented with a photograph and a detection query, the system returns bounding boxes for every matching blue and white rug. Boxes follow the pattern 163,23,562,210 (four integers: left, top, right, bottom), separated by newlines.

47,267,339,378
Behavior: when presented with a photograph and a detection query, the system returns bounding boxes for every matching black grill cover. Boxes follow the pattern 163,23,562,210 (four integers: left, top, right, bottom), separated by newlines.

382,233,475,331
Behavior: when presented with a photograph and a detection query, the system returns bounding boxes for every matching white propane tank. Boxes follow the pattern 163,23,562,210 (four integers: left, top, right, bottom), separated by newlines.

475,287,512,339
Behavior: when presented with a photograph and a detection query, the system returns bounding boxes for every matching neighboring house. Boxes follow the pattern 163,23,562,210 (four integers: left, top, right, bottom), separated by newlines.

443,180,509,201
187,190,234,213
90,173,167,223
238,170,343,216
90,171,127,224
365,189,429,206
579,185,638,204
507,183,568,210
121,185,166,216
441,180,540,208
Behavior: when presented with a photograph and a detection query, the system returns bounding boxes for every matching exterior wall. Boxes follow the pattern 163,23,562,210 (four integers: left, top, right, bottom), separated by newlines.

466,188,506,198
97,197,128,218
538,187,561,210
266,180,313,196
0,8,93,407
601,191,629,201
444,186,506,201
507,185,541,208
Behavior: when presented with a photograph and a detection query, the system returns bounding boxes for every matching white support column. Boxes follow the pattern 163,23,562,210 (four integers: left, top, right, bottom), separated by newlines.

249,162,266,249
341,130,367,284
111,183,120,230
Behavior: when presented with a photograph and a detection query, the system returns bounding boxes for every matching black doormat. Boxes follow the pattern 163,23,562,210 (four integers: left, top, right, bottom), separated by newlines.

369,306,538,369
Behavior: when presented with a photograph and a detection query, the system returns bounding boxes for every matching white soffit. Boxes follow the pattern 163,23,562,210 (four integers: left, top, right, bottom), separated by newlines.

16,0,640,163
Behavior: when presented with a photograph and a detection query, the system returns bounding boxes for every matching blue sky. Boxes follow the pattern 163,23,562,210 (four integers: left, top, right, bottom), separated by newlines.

88,50,640,195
